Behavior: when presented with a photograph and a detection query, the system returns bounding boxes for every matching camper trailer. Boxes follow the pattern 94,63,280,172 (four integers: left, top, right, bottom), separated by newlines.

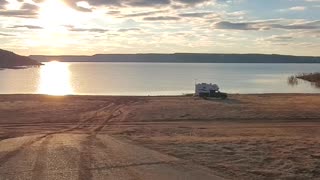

195,83,227,99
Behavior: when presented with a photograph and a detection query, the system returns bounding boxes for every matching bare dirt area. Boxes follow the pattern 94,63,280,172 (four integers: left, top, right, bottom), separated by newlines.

1,94,320,179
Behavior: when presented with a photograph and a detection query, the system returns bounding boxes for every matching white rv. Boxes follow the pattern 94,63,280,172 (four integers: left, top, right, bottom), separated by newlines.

195,83,219,96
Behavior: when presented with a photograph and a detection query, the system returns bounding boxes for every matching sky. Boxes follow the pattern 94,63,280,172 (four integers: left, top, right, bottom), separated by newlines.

0,0,319,56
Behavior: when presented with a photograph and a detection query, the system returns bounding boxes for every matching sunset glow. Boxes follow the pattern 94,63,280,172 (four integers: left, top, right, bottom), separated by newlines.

39,0,78,29
0,0,319,56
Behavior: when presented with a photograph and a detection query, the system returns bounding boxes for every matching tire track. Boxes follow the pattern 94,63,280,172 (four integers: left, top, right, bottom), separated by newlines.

1,100,136,180
78,134,143,180
91,136,143,180
78,135,94,180
0,135,48,167
31,135,53,180
0,103,121,167
60,102,126,133
92,106,123,133
77,104,127,180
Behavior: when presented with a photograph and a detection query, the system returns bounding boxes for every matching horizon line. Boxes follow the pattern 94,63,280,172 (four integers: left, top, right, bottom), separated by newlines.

29,53,320,58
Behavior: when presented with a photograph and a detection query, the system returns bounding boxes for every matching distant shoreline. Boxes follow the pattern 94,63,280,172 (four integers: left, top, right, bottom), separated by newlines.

0,93,319,97
0,65,42,70
39,61,320,64
30,53,320,63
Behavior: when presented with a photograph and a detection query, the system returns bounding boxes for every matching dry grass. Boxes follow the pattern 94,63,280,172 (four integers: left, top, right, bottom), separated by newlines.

107,94,320,180
1,94,320,179
111,122,320,179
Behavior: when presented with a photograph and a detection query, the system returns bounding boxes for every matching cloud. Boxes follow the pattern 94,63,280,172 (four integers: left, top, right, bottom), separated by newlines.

21,3,39,11
289,6,307,11
178,12,217,18
8,25,43,29
273,20,320,30
63,0,168,9
0,3,39,18
262,35,294,42
106,10,121,15
254,33,318,47
62,0,217,11
226,11,247,17
143,16,181,21
120,10,167,18
266,30,320,40
67,26,109,33
1,0,319,56
127,0,171,7
0,0,7,9
173,0,212,6
308,30,320,37
214,20,320,30
71,5,92,12
118,28,141,32
0,33,15,36
0,10,37,18
65,1,93,12
279,6,307,12
214,21,260,30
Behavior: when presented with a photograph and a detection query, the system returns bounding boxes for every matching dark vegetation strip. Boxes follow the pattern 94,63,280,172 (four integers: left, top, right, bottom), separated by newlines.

296,73,320,83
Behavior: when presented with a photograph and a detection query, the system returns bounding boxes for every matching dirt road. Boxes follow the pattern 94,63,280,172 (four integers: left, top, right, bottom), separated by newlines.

0,96,224,180
0,133,224,180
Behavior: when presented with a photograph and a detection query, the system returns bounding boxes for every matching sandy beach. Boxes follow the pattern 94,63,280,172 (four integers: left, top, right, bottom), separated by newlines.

0,94,320,179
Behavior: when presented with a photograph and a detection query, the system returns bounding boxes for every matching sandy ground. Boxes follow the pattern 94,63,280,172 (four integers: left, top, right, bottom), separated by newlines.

0,94,320,179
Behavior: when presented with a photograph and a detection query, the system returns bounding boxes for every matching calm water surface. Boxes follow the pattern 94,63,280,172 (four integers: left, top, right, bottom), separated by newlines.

0,62,319,95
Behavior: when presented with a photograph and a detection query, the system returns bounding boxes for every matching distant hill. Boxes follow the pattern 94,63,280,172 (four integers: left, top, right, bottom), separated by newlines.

0,49,42,69
30,53,320,63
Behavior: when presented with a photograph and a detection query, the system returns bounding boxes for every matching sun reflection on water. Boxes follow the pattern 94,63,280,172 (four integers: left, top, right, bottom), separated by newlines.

38,61,73,95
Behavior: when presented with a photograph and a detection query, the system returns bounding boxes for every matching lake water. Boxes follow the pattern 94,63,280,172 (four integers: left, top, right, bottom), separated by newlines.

0,62,319,95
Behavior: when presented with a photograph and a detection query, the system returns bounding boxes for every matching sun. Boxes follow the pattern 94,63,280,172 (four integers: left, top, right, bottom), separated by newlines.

38,0,79,29
34,0,84,54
